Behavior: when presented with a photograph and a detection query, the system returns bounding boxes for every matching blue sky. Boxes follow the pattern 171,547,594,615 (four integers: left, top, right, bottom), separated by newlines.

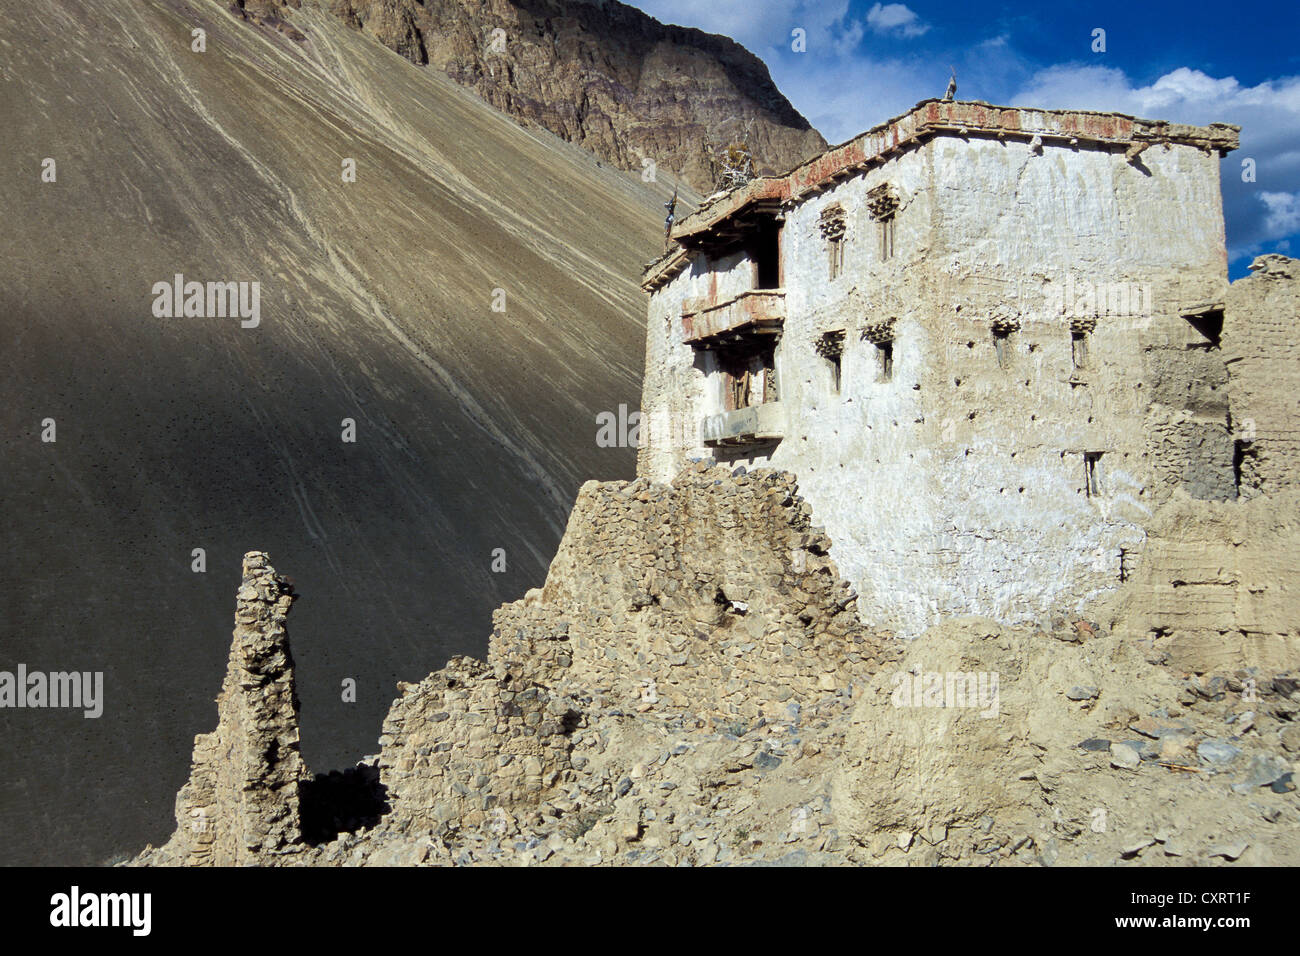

629,0,1300,278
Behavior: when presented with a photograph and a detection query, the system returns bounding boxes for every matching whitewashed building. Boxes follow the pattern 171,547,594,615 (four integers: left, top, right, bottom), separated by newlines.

638,99,1241,636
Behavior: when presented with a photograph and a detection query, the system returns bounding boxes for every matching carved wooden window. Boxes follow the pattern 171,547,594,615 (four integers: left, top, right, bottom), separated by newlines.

728,366,752,410
720,345,776,410
819,204,847,279
815,331,845,394
862,319,895,383
865,184,899,262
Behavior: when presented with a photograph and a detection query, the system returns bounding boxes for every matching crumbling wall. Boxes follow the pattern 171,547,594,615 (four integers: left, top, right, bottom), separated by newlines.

1226,254,1300,495
491,463,895,722
1105,489,1300,674
139,467,893,864
375,656,576,833
1096,256,1300,674
140,552,306,865
1143,331,1235,501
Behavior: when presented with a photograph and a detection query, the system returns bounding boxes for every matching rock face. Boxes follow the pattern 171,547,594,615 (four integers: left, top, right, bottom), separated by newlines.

321,0,826,190
140,553,305,866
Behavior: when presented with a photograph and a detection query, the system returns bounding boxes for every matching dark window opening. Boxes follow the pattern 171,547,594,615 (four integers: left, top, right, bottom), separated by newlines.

1084,451,1103,497
877,340,894,382
879,215,895,261
1233,438,1254,495
752,221,782,290
816,331,845,396
1072,331,1089,369
1185,309,1223,349
994,329,1012,369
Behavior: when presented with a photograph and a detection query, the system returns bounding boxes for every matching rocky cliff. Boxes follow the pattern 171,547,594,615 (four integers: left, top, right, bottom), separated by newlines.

148,554,305,866
238,0,826,190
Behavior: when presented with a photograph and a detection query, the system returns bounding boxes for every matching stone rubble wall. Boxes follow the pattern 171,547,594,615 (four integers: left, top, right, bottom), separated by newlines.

490,462,897,723
136,466,894,864
375,655,577,834
1100,256,1300,674
1107,488,1300,674
142,552,306,865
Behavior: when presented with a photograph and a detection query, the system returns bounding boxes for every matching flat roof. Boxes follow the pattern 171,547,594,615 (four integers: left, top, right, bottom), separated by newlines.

642,98,1239,291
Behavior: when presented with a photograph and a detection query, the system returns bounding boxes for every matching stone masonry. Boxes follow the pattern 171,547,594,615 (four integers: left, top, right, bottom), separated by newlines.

1225,254,1300,495
375,655,577,834
142,552,306,865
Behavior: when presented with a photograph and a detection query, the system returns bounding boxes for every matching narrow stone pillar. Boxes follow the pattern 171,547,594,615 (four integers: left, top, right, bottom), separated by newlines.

152,552,306,865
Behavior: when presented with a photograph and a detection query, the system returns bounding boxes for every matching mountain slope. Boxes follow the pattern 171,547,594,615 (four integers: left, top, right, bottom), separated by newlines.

317,0,828,190
0,0,690,865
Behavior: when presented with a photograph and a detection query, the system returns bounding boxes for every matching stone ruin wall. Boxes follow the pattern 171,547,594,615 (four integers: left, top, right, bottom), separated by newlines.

374,655,578,834
1109,255,1300,674
143,552,306,866
1225,255,1300,495
490,462,896,722
1113,488,1300,674
640,133,1240,638
140,465,898,862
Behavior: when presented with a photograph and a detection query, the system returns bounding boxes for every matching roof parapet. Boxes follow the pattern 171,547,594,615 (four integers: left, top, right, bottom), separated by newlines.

642,98,1239,291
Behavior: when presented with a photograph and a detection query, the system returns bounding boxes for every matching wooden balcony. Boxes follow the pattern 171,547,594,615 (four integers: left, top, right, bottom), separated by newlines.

681,289,785,346
701,401,786,447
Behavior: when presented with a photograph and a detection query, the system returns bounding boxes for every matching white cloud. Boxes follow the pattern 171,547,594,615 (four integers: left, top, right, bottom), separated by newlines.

1012,64,1300,119
1261,191,1300,236
865,3,930,38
